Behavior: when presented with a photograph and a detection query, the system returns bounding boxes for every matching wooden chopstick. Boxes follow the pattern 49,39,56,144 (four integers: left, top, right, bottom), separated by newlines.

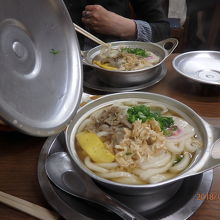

0,191,60,220
73,23,107,46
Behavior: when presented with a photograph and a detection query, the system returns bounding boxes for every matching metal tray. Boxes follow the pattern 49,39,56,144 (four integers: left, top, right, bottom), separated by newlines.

83,63,167,93
38,132,213,220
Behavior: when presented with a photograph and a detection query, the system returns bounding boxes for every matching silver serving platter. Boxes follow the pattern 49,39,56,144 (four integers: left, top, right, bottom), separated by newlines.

172,51,220,85
83,63,166,93
38,132,213,220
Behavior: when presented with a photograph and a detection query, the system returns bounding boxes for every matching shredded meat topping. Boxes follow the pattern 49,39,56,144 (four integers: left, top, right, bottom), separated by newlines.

83,106,168,170
114,120,167,169
83,106,131,146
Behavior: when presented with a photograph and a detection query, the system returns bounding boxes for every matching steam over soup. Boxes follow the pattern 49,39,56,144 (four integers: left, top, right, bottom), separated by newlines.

75,100,202,185
92,44,160,71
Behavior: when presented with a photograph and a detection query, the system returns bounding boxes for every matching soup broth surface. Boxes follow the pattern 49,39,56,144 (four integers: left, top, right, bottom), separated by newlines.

75,100,202,185
92,44,160,71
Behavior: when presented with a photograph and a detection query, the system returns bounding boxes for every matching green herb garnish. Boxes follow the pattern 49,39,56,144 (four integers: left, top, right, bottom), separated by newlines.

125,152,132,155
127,105,174,133
173,154,184,165
121,48,150,57
50,48,60,55
157,117,175,133
163,130,172,137
164,125,178,137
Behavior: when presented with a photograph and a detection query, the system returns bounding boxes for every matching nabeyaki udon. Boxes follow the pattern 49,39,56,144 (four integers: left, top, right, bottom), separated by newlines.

75,99,202,185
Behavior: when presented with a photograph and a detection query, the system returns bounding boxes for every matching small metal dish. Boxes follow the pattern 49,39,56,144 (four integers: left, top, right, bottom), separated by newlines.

172,51,220,85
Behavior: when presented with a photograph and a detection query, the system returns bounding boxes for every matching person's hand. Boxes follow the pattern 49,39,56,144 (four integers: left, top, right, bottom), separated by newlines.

81,5,136,39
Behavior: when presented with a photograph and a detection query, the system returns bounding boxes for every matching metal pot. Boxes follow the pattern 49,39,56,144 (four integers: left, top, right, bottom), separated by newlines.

65,92,220,196
81,38,178,87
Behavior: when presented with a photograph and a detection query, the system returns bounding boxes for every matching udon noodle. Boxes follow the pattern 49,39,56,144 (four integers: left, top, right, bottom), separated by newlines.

92,44,160,71
75,100,202,185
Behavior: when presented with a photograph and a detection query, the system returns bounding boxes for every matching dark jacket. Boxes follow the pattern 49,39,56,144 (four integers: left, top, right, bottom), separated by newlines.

64,0,170,47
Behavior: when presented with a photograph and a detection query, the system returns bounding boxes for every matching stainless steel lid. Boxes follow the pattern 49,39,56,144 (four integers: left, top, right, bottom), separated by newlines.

0,0,83,136
172,51,220,85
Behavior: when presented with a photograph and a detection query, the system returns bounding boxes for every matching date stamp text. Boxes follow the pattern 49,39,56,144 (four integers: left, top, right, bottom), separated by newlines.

196,193,220,201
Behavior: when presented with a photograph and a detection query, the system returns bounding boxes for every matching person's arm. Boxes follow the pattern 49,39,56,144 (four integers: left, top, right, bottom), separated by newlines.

81,0,170,44
130,0,170,42
81,5,136,39
81,5,152,42
134,20,152,41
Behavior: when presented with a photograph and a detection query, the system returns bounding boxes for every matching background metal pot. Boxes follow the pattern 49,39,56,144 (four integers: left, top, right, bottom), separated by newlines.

65,92,220,196
81,38,178,87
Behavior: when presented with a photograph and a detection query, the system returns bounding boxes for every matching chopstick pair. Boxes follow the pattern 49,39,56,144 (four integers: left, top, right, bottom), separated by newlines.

0,191,59,220
73,23,107,46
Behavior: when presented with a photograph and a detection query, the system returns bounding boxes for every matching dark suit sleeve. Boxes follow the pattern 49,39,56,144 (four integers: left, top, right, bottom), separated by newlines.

130,0,170,42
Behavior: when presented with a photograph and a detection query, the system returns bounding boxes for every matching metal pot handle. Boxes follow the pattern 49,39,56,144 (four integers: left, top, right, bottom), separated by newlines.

156,38,179,57
80,50,93,67
209,125,220,162
197,125,220,173
80,50,87,61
